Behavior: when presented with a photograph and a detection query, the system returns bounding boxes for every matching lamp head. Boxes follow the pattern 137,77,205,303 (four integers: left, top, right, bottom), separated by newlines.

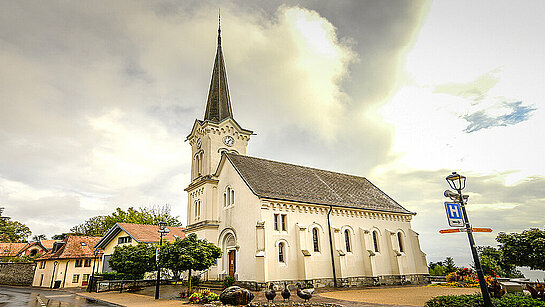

446,172,466,191
158,221,167,230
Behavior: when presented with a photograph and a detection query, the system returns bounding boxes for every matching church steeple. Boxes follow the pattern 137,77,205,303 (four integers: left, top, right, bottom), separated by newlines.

204,14,233,123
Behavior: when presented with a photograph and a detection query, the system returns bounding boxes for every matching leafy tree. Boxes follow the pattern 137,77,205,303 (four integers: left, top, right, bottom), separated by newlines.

51,233,70,240
497,228,545,271
0,208,31,242
32,234,47,242
108,243,157,279
159,233,221,291
70,205,182,237
443,257,458,274
477,246,524,278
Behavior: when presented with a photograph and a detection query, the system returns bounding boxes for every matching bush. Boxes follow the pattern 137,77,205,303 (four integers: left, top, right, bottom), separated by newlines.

426,293,545,307
188,289,219,304
222,276,236,289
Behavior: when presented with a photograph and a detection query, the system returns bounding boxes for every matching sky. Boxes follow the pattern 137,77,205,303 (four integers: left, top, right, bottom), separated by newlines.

1,1,544,270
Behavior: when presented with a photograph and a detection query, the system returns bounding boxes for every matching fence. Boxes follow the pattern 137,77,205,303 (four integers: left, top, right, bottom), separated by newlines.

91,278,176,293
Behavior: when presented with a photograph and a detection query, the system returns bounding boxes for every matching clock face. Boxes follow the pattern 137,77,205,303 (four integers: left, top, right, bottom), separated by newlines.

223,136,235,146
196,138,202,149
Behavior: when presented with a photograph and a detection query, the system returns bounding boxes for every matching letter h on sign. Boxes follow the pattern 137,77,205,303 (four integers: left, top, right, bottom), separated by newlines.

444,202,464,227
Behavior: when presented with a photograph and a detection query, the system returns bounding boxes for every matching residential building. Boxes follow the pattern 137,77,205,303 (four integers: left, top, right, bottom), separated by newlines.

33,236,101,288
94,222,185,272
183,24,428,288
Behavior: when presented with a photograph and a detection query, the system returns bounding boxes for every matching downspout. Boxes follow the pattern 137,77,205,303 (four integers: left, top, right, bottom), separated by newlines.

50,261,58,288
326,205,337,288
62,260,69,287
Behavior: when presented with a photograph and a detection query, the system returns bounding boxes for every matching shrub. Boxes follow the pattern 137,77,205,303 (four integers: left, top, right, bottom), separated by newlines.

222,276,236,289
425,293,545,307
188,289,219,304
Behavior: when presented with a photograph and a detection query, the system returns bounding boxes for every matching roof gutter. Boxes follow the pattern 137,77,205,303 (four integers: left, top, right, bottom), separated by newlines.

327,205,337,288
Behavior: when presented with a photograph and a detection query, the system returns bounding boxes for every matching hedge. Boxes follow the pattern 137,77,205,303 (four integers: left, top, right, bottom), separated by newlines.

425,293,545,307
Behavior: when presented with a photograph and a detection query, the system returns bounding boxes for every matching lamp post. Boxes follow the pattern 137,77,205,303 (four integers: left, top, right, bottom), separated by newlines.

88,249,100,292
446,172,493,307
155,221,170,300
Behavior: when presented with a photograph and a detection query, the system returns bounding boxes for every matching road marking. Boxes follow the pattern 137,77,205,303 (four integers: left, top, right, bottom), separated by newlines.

36,295,47,307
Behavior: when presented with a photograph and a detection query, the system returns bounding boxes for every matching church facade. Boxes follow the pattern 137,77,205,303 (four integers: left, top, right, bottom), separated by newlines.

184,25,428,289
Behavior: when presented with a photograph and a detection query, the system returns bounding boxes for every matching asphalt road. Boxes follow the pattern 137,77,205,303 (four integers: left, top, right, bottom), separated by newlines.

0,286,114,307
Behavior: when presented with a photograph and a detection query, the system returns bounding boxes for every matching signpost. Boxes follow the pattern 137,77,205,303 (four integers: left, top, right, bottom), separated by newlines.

440,227,492,234
444,202,464,227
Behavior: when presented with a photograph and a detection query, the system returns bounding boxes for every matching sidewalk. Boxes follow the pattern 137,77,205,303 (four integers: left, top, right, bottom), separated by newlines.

77,291,185,306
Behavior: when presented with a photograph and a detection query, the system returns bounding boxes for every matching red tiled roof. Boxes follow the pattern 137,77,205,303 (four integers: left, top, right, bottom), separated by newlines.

36,236,101,260
40,240,60,250
117,223,185,243
0,243,28,257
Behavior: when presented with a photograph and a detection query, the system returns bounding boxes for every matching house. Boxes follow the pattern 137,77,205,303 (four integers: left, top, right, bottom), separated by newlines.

32,236,102,288
93,222,185,272
183,24,428,289
0,243,28,258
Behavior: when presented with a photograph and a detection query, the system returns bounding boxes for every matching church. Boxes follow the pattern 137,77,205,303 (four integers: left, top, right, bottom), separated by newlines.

184,23,428,289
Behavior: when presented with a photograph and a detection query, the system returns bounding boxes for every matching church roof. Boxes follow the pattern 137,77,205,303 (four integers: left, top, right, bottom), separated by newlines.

225,153,413,214
204,22,233,123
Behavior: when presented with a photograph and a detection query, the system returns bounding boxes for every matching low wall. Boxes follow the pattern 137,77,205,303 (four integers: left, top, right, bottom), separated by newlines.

0,262,36,286
238,274,430,291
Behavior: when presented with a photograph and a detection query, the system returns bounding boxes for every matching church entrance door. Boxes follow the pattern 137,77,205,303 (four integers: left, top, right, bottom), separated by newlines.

228,250,236,277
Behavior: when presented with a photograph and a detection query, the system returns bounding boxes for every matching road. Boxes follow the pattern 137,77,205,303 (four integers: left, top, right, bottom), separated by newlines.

0,286,114,307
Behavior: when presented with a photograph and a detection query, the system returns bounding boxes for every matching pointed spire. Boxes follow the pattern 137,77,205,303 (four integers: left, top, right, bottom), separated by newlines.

204,11,233,123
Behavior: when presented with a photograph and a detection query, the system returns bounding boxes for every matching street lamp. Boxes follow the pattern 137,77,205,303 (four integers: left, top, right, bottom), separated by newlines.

445,172,493,307
155,221,170,300
88,249,101,292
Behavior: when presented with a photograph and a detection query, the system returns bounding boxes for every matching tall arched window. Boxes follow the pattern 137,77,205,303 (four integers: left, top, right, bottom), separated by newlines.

397,232,404,253
278,242,285,263
224,187,235,207
194,200,201,220
312,228,320,252
372,231,380,252
344,229,351,252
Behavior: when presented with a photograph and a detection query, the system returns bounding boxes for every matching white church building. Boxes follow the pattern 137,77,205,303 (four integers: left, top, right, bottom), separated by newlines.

184,24,428,289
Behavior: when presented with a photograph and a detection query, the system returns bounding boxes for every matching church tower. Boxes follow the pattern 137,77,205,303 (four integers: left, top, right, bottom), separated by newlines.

185,21,253,235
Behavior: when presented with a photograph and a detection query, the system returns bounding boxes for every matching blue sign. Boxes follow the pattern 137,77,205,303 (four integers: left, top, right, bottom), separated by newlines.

444,202,464,227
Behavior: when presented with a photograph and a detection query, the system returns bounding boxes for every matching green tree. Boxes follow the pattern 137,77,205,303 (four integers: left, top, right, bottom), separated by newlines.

0,208,31,242
159,233,221,291
443,257,458,274
477,246,524,278
497,228,545,271
108,243,156,279
70,205,182,237
32,234,47,242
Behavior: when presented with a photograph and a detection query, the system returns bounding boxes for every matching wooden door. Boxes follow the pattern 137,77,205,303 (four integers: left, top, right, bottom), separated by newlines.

228,250,236,277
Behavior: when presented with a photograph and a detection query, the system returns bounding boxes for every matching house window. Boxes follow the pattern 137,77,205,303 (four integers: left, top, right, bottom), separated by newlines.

82,274,90,282
312,228,320,252
281,214,287,231
72,274,79,283
84,259,92,267
118,236,132,244
397,232,404,253
278,242,285,263
230,189,235,205
30,249,38,257
75,259,83,267
344,229,351,252
372,231,380,253
274,214,279,231
39,261,46,269
274,214,287,232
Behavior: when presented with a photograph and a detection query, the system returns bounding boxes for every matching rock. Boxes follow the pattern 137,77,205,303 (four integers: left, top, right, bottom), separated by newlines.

220,286,255,305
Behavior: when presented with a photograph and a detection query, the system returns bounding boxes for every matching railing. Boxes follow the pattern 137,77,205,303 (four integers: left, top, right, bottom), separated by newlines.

92,278,176,293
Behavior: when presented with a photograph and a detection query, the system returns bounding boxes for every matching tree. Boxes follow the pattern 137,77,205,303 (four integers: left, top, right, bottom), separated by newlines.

477,246,524,278
0,208,31,242
32,234,47,242
443,257,458,274
108,243,156,279
497,228,545,271
70,205,182,237
159,233,221,291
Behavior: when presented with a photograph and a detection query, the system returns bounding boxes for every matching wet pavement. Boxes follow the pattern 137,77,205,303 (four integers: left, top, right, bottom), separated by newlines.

0,286,115,307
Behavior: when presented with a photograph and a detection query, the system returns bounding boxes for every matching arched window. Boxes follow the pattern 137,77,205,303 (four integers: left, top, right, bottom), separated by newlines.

344,229,351,252
194,200,201,220
372,231,380,253
397,232,404,253
224,187,234,207
312,228,320,252
278,242,285,263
